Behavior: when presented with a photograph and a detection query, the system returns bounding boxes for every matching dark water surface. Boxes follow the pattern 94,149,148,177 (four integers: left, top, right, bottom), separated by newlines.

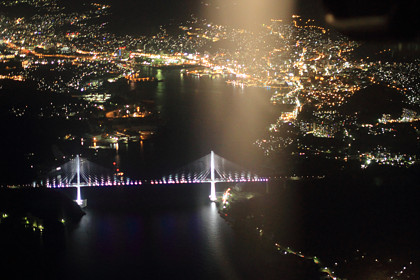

49,72,282,279
51,186,273,280
0,69,286,279
105,69,277,179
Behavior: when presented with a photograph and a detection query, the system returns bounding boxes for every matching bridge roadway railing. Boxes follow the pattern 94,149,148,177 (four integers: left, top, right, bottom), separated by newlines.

46,177,269,188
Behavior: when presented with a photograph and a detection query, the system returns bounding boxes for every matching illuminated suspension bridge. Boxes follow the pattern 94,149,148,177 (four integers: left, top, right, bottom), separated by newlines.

46,151,268,206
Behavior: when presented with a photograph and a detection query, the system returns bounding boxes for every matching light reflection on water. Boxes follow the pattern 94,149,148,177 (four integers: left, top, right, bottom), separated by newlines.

48,69,280,279
108,68,277,180
206,202,241,280
59,188,248,280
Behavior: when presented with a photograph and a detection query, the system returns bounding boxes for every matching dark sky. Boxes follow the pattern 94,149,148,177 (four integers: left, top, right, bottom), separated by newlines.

1,0,327,35
50,0,419,40
102,0,326,35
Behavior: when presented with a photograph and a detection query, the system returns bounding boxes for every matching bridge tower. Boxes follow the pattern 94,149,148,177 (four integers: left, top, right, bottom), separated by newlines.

75,155,87,207
209,151,217,201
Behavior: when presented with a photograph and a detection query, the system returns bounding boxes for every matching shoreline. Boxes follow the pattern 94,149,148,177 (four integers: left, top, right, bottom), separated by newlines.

216,172,420,279
0,187,85,227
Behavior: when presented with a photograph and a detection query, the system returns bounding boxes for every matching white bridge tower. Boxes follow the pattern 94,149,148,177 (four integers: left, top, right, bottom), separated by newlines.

209,151,217,201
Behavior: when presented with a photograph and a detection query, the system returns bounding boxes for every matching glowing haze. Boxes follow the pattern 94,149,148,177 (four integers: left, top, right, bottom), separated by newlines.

202,0,295,29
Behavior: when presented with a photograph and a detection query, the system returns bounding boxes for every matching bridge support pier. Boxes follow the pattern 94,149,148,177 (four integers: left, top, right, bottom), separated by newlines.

76,185,82,204
209,181,217,202
75,185,87,208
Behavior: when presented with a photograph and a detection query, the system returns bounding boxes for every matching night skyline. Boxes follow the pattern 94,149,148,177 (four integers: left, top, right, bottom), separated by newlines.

0,0,419,279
